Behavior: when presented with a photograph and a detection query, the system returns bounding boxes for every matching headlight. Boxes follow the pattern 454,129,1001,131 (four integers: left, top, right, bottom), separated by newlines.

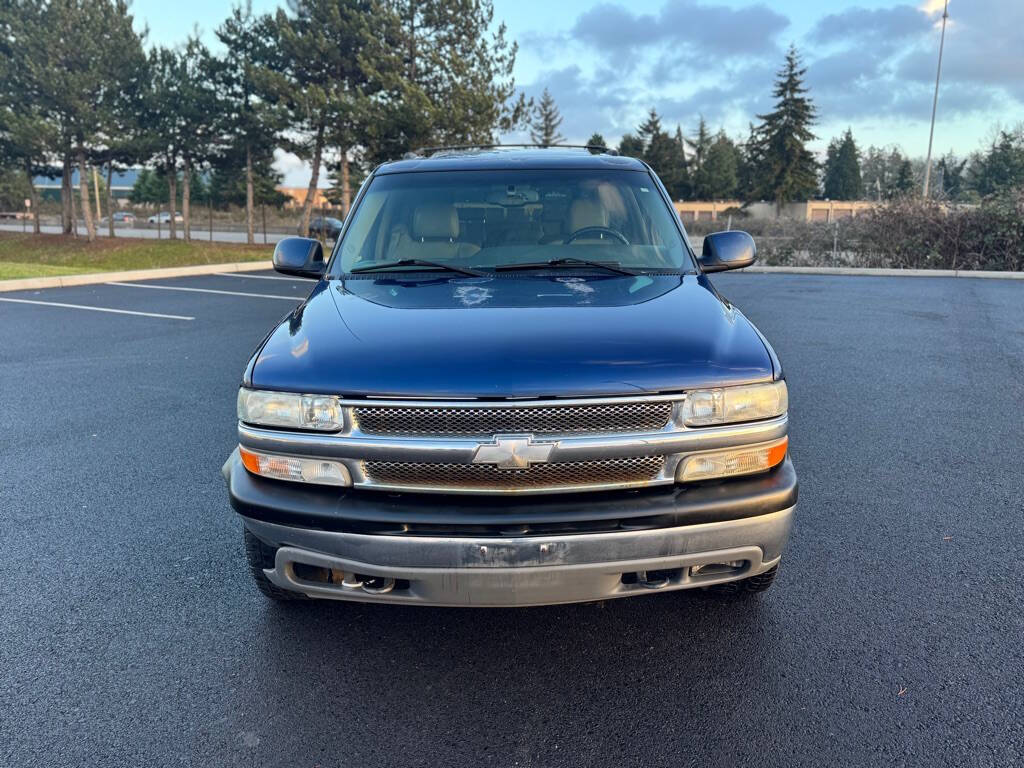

676,437,788,482
239,447,351,486
682,381,787,427
237,388,343,431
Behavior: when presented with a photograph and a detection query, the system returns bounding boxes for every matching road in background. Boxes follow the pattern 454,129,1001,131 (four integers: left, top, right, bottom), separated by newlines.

1,272,1022,766
0,222,291,244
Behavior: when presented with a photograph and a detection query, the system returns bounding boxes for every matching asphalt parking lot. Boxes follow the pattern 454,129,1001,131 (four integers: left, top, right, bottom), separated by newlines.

2,270,1023,767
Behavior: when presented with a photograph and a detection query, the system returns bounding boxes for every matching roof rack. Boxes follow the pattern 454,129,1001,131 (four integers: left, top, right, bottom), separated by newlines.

402,143,619,160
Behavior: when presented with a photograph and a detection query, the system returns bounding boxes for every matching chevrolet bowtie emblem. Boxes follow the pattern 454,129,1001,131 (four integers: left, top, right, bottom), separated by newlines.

472,435,555,469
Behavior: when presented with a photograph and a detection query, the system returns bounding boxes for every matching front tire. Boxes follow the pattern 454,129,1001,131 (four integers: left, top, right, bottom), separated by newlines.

243,527,307,601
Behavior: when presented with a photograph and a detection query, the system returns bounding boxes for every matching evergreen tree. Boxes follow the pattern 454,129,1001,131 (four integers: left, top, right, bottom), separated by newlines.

365,0,527,162
7,0,147,241
689,116,713,198
741,122,765,201
749,45,818,212
892,159,915,197
647,130,688,200
933,151,968,201
586,133,606,149
636,109,662,151
822,128,863,200
632,110,688,199
267,0,379,230
617,133,645,158
702,131,740,200
967,128,1024,198
529,88,564,147
213,4,286,244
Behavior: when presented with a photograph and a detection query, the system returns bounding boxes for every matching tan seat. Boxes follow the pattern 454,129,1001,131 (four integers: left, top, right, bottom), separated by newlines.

390,202,479,261
566,199,610,243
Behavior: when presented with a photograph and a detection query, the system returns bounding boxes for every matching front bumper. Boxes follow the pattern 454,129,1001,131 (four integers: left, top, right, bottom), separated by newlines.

243,507,793,606
225,450,797,606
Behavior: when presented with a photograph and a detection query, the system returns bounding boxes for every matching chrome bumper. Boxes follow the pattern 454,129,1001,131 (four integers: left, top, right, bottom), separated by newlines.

242,505,795,607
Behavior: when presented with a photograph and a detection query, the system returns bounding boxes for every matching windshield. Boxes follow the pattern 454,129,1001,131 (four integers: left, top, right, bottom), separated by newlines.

332,169,694,274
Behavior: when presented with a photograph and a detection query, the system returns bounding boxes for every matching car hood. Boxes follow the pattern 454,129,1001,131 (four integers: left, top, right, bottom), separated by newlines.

249,273,775,398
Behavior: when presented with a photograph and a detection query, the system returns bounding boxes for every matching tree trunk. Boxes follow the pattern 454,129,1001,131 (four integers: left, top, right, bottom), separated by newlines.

300,122,325,235
76,149,96,242
408,3,416,81
182,156,191,243
245,144,255,245
24,160,40,235
167,168,177,240
92,166,102,229
341,150,351,217
106,164,115,238
61,155,73,234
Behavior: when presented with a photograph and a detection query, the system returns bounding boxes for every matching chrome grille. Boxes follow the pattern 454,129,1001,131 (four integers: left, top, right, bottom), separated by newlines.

363,456,665,491
353,401,673,437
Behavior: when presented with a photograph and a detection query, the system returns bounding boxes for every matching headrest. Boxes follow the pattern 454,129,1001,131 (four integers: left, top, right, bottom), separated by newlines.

568,198,609,232
412,203,459,240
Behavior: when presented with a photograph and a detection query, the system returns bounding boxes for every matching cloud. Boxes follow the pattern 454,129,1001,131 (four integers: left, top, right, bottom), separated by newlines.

809,6,928,44
511,0,1023,152
570,0,788,60
807,0,1024,123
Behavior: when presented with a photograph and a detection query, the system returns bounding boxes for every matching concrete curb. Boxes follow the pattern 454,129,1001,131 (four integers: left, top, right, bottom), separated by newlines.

737,265,1024,279
0,260,274,293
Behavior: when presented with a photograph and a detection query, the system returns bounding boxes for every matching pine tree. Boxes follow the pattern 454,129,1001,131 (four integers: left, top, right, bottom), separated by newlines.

750,45,818,213
529,89,564,146
822,128,863,200
893,159,915,197
214,5,286,244
617,133,645,158
636,109,662,151
268,0,379,230
933,151,967,200
702,131,740,200
967,128,1024,198
689,116,715,198
631,110,688,199
586,133,606,149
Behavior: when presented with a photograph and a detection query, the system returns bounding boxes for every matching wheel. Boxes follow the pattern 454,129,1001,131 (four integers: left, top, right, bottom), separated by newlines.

707,564,779,596
243,527,307,601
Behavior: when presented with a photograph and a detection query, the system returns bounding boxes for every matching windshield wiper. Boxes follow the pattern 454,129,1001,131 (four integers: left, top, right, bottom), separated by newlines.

349,259,484,277
493,257,638,276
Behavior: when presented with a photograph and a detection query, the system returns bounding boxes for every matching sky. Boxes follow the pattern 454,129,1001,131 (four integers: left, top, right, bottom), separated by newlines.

130,0,1024,187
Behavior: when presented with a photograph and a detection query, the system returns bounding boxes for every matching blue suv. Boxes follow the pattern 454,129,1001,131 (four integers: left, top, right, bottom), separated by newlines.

224,146,796,606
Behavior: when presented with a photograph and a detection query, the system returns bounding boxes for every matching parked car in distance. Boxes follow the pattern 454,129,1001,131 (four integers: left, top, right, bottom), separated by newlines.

302,216,344,240
147,211,183,224
227,145,796,607
99,211,137,226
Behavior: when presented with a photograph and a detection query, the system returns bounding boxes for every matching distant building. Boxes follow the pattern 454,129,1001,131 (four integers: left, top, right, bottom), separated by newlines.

277,186,334,209
743,200,878,221
33,168,141,203
676,199,879,223
674,201,743,222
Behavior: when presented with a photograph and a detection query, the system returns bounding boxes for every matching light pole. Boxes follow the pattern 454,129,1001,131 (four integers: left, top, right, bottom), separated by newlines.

922,0,950,199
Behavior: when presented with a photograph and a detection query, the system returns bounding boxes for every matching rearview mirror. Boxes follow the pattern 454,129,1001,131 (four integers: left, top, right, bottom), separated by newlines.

273,237,326,279
698,231,756,273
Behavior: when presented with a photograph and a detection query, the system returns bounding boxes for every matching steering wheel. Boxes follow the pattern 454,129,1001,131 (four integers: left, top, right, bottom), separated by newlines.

564,226,630,245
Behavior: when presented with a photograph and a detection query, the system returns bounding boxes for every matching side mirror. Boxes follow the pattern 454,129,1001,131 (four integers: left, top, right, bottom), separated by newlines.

698,230,756,273
273,237,326,279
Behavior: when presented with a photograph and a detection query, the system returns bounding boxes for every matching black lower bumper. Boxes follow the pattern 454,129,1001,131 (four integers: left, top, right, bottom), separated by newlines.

224,449,798,535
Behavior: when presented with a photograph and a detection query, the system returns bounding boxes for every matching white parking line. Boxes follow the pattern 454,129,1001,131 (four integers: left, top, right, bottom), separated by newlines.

213,272,299,282
106,282,302,301
0,297,194,320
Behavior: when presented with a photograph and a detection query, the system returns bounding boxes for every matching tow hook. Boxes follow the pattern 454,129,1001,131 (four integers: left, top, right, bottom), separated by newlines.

635,570,670,589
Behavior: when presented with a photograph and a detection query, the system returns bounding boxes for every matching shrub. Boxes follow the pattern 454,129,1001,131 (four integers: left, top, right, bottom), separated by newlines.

691,190,1024,271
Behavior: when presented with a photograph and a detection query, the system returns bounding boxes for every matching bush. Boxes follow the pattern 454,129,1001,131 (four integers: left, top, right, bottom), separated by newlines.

699,190,1024,271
